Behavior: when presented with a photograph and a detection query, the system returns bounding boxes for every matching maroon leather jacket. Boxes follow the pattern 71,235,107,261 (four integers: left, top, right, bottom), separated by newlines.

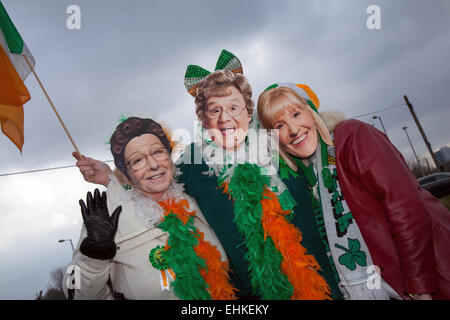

334,119,450,300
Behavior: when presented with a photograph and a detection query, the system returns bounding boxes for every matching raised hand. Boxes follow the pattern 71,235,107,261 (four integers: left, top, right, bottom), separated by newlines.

79,189,122,260
73,152,112,187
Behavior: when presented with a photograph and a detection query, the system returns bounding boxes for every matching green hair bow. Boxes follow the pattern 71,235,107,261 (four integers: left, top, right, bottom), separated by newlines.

184,49,243,97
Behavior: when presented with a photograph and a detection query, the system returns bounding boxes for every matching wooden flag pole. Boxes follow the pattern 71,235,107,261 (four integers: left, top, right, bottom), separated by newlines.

23,56,80,154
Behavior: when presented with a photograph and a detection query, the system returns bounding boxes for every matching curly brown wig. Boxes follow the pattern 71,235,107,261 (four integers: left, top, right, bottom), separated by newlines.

194,70,254,122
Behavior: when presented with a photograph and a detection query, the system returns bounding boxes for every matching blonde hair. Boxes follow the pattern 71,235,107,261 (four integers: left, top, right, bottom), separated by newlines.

194,70,254,122
257,86,334,170
258,86,311,129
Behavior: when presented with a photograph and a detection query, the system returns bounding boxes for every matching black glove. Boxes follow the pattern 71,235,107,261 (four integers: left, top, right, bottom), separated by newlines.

79,188,122,260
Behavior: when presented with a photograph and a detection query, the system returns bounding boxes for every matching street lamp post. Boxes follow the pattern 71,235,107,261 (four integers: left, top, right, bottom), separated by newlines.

372,115,387,135
424,158,432,173
59,239,74,252
402,126,425,177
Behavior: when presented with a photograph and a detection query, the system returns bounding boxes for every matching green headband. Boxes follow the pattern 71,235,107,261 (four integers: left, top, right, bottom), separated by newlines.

184,49,243,97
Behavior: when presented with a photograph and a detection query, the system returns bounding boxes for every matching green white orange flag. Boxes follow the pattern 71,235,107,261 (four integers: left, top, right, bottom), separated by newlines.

0,0,35,152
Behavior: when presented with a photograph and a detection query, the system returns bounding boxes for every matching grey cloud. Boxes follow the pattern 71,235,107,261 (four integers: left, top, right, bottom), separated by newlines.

1,0,449,299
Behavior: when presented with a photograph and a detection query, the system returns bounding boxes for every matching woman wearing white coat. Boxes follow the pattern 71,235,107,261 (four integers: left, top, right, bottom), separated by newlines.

63,117,236,300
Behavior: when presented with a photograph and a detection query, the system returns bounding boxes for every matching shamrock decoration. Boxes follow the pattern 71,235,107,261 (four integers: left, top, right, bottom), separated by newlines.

335,238,367,271
149,245,170,270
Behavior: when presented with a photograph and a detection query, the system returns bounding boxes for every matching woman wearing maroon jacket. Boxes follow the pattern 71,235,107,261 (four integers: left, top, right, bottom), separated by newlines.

258,83,450,300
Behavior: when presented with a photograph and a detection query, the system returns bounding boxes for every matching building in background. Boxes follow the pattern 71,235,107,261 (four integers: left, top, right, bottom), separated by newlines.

435,146,450,167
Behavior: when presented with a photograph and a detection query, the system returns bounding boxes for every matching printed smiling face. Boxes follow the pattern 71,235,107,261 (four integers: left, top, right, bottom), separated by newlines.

124,133,173,200
272,103,318,159
202,85,252,150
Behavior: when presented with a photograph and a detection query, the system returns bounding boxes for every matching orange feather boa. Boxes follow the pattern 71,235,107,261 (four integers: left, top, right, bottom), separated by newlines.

219,182,331,300
158,199,237,300
260,188,331,300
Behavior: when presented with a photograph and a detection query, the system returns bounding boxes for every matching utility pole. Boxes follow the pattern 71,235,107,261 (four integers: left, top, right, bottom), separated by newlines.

403,95,442,171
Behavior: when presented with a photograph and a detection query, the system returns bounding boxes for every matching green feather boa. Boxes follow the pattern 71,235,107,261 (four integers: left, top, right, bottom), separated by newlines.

227,163,293,299
158,213,211,300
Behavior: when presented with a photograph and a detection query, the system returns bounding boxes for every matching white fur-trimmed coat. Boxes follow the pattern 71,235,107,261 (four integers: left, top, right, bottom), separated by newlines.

62,177,227,300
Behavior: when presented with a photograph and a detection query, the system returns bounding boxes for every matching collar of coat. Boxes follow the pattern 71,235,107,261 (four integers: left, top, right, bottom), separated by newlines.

318,110,347,134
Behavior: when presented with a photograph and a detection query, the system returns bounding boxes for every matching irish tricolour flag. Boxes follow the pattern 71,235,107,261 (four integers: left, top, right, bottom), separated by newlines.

0,0,35,151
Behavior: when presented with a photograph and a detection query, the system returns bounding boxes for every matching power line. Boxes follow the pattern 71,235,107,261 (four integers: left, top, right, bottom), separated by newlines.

0,160,114,177
352,102,406,119
0,101,407,178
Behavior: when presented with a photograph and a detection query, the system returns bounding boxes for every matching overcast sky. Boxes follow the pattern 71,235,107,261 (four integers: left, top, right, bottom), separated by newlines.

0,0,449,299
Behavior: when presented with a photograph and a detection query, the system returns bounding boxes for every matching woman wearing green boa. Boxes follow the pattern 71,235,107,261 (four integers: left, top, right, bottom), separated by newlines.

257,83,450,300
178,50,342,299
72,50,344,299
